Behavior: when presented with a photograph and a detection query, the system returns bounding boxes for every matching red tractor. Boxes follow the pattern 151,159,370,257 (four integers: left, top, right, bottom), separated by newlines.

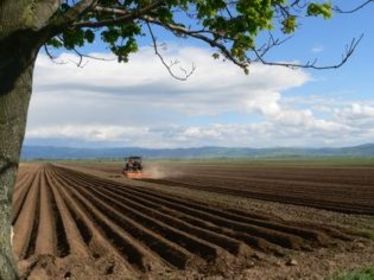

122,156,143,179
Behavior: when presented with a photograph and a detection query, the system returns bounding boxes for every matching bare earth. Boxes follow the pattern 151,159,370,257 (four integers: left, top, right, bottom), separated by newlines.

12,161,374,279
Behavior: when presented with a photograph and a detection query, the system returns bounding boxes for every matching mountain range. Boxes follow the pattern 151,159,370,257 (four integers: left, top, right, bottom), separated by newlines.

21,143,374,160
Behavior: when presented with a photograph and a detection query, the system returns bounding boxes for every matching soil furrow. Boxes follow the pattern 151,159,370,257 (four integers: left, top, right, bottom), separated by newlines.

13,168,41,260
35,168,58,255
52,179,152,274
13,162,371,280
133,183,330,244
144,178,374,214
44,167,71,257
74,175,248,257
56,168,220,267
45,170,90,258
58,166,357,244
52,168,188,271
12,171,38,225
107,186,306,249
85,181,285,255
83,182,251,257
56,167,307,250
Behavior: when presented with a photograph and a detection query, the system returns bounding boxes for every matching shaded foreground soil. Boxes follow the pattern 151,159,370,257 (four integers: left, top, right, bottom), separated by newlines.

12,163,374,279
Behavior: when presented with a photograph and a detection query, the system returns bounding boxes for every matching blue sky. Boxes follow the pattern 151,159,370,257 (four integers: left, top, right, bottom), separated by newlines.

25,1,374,148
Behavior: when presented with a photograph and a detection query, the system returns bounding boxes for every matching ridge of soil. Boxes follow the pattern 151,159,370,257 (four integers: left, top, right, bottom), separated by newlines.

12,163,374,279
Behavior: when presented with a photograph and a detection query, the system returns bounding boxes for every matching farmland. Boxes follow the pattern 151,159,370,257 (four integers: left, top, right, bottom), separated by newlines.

12,160,374,279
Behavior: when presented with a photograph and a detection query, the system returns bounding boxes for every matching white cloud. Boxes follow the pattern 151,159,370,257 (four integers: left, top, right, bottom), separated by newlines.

27,125,149,141
32,46,309,115
311,45,324,53
336,103,374,120
25,46,373,148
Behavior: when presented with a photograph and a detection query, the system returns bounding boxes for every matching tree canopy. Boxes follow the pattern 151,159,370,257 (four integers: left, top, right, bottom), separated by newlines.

2,0,369,78
41,0,340,75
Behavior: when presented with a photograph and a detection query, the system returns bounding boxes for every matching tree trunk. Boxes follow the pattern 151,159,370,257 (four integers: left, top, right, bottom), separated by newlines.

0,35,39,280
0,0,62,278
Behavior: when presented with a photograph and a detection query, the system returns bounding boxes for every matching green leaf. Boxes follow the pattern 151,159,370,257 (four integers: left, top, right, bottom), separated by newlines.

307,2,332,19
84,30,95,43
282,15,297,34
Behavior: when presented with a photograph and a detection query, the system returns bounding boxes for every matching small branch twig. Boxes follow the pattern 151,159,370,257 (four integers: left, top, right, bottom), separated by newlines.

143,15,249,71
334,0,374,13
146,22,195,81
69,47,115,67
251,34,364,70
48,35,115,68
43,44,68,65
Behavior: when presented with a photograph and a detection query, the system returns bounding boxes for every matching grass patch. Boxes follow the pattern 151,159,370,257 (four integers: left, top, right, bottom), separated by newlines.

333,267,374,280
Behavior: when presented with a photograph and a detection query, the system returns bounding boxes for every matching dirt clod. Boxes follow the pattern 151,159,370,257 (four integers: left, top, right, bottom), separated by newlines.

63,271,71,279
286,259,298,266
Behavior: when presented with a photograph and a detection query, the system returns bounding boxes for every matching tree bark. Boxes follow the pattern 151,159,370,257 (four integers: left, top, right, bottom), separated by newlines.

0,1,62,278
0,33,39,280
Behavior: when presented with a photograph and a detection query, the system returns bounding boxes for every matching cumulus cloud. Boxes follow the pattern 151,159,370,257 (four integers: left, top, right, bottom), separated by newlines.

32,47,309,115
336,103,374,120
25,45,373,148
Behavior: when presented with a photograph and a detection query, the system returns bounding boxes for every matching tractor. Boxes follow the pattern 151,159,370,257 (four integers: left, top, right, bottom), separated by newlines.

122,156,143,179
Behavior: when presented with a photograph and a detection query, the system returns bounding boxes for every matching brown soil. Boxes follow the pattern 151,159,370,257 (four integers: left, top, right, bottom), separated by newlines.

12,162,374,279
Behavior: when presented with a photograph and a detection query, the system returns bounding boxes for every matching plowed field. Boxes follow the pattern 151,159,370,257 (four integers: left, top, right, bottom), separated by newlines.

12,162,374,279
85,162,374,214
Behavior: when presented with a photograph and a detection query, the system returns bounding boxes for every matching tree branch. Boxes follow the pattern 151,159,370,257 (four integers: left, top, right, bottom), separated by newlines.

73,1,164,28
50,0,365,73
43,44,67,65
142,15,249,72
254,33,293,60
251,34,364,70
50,35,115,67
54,0,99,26
334,0,374,14
146,22,195,81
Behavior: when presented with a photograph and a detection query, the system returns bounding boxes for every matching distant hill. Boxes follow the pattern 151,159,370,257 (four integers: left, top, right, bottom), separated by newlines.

20,143,374,160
